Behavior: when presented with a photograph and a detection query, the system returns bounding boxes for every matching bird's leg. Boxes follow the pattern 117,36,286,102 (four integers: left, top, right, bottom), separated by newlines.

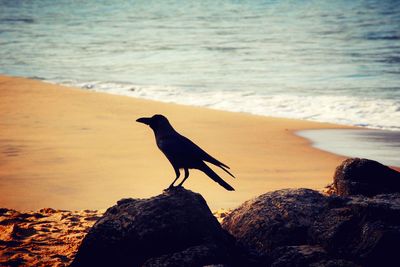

177,168,189,187
168,168,181,189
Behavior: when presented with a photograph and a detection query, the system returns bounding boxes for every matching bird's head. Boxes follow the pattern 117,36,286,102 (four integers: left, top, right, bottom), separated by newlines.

136,114,173,132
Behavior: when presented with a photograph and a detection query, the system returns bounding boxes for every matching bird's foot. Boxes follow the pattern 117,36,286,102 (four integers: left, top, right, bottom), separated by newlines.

164,185,176,192
175,184,186,191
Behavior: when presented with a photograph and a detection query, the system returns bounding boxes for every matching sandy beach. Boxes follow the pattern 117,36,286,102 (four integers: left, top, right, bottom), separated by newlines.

0,75,351,211
4,75,400,266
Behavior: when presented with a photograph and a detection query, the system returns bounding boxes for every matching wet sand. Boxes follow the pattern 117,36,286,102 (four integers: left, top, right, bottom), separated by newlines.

0,75,351,211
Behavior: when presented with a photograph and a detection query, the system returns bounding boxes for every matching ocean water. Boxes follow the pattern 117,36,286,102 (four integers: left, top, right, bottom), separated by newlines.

1,0,399,130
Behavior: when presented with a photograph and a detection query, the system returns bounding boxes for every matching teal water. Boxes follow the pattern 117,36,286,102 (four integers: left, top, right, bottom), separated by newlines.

1,0,399,129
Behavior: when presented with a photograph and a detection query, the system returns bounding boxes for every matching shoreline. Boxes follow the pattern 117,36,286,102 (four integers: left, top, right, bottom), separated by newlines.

1,75,352,211
297,129,400,170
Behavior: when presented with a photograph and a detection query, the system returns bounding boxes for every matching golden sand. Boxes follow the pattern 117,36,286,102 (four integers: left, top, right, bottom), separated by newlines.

0,75,350,211
0,207,103,266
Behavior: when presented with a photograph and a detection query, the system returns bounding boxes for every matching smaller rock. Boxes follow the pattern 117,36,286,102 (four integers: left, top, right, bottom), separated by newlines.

311,193,400,267
222,189,329,256
330,158,400,197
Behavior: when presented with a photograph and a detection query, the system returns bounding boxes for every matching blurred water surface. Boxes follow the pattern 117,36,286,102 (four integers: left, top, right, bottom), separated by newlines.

1,0,399,129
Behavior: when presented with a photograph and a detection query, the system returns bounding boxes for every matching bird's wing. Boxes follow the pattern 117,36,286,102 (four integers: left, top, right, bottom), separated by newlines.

157,135,187,160
179,135,235,178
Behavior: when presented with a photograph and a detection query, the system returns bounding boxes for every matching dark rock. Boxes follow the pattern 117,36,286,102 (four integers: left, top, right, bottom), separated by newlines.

223,187,400,267
330,158,400,197
270,245,357,267
71,187,239,267
270,245,327,267
222,189,329,255
142,244,225,267
312,193,400,267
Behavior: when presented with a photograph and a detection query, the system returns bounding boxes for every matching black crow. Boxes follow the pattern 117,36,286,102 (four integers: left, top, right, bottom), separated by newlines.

136,114,235,191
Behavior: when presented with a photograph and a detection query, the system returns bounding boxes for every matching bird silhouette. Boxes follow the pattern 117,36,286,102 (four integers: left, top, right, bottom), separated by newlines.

136,114,235,191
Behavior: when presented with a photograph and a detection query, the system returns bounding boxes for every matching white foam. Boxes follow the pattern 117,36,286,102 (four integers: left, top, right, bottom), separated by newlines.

58,80,400,131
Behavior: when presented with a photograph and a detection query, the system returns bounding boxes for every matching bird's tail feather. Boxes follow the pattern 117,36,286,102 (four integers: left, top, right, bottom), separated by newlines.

200,163,235,191
219,165,235,178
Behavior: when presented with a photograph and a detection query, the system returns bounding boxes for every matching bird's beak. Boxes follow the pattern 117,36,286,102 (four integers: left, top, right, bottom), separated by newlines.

136,117,151,125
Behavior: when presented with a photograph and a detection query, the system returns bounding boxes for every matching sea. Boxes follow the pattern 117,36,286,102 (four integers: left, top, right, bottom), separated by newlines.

1,0,399,131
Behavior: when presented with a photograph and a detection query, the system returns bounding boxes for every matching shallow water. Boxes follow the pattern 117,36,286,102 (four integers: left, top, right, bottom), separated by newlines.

297,129,400,167
0,0,399,129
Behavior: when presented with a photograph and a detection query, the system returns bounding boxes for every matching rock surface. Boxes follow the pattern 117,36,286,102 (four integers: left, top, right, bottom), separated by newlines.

330,158,400,197
311,193,400,267
71,187,239,267
270,245,356,267
222,187,400,267
222,189,329,255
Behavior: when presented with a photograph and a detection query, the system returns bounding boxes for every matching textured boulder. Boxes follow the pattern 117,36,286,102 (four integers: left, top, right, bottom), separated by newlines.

330,158,400,197
311,193,400,267
222,188,400,266
71,188,238,267
222,189,329,255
